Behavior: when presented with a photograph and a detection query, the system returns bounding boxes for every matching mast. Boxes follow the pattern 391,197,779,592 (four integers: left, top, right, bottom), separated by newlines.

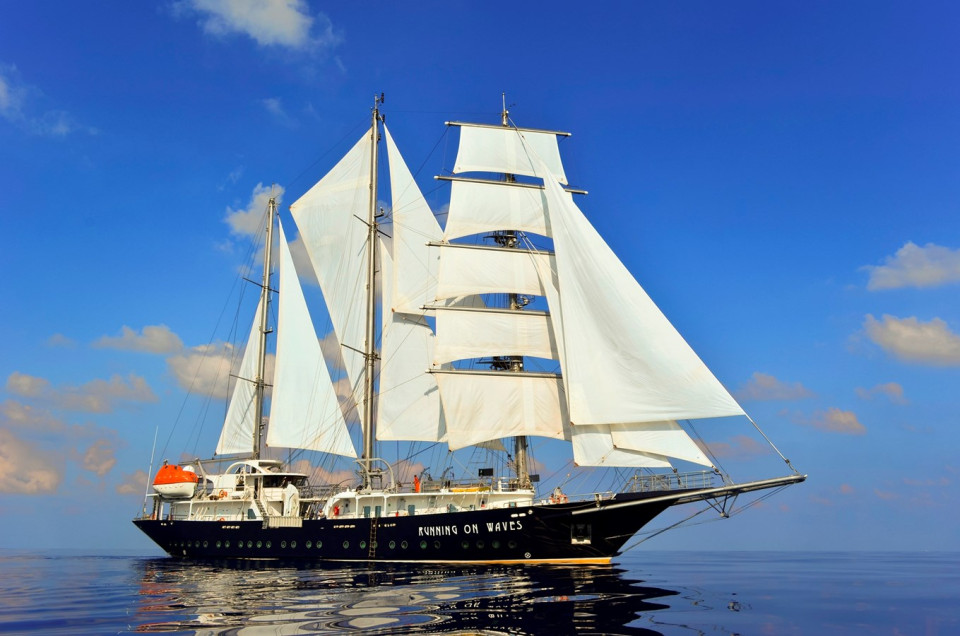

252,194,277,459
362,94,384,487
499,94,532,490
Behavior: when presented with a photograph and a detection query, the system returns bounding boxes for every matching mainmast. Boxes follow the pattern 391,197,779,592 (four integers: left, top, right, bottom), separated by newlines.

362,94,384,488
252,194,277,459
498,94,532,490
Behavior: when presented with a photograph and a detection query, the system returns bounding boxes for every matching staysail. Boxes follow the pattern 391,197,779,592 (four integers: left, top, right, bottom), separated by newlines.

215,297,264,455
266,220,357,457
289,132,372,426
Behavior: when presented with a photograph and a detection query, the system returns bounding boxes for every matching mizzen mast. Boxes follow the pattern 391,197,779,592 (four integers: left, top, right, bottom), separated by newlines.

252,194,277,459
362,94,384,488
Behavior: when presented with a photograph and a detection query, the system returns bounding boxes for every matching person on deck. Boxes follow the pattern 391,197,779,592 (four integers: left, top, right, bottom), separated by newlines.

283,481,300,517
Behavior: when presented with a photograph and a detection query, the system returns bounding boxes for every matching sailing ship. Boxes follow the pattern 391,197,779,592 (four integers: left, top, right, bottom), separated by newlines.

133,97,805,563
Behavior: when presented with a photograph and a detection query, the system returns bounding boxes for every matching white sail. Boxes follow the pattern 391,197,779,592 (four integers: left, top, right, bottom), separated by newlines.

215,297,263,456
290,131,371,425
384,126,443,314
444,178,567,241
435,371,568,450
377,238,445,442
540,163,746,426
435,244,554,300
433,306,558,365
267,221,357,457
571,426,674,468
452,123,567,185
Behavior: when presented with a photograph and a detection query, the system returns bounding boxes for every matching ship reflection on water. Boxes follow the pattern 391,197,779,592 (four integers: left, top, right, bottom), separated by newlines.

133,558,677,634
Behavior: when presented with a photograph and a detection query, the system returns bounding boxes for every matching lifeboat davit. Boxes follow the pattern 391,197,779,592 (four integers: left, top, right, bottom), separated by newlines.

152,464,198,499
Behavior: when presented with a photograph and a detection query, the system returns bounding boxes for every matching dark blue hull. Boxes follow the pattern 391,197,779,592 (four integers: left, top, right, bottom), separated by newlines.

134,492,676,564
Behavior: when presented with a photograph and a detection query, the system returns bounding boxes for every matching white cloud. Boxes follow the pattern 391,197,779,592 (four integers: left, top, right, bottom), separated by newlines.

700,435,771,460
6,372,50,398
0,428,62,494
855,382,907,404
0,62,95,137
261,97,297,127
46,333,76,348
734,372,814,401
807,408,866,435
80,439,117,476
864,314,960,366
286,230,319,286
225,182,284,237
177,0,341,52
166,342,239,399
94,324,184,354
1,399,64,432
116,470,149,496
863,242,960,290
166,342,275,400
5,372,157,413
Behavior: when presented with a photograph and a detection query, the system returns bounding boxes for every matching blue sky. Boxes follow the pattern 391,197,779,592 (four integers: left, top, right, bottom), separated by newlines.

1,1,958,552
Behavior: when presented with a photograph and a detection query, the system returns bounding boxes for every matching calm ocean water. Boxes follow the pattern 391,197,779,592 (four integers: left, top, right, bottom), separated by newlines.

0,551,955,635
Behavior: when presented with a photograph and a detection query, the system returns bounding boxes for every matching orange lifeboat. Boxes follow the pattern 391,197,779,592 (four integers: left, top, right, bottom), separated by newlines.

152,464,198,499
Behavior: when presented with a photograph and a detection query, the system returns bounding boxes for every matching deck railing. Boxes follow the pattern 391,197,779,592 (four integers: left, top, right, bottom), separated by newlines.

626,470,716,493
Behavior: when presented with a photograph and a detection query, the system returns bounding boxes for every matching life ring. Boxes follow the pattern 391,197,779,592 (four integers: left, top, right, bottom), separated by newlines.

218,490,227,500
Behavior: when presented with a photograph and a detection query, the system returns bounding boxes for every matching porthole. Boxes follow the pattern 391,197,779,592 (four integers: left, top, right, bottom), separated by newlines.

202,541,208,548
433,540,441,549
419,540,427,550
290,541,296,548
476,540,484,549
306,541,312,549
360,541,367,549
256,541,262,548
389,541,396,549
370,541,377,549
196,541,201,548
492,540,500,549
246,541,253,548
216,541,222,548
400,541,408,549
343,541,349,549
316,540,322,549
281,541,287,548
225,540,230,548
508,540,518,549
265,541,271,548
461,540,470,550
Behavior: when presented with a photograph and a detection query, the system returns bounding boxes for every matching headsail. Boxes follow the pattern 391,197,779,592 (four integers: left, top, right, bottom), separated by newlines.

539,162,746,426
